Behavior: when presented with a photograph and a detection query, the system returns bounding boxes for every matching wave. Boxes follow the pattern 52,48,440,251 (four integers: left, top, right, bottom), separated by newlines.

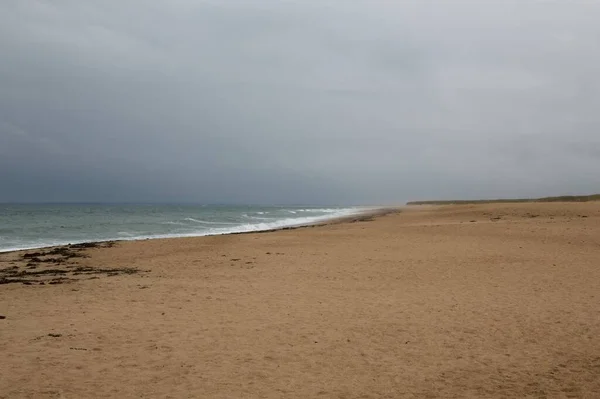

0,207,371,253
184,218,238,225
297,208,347,213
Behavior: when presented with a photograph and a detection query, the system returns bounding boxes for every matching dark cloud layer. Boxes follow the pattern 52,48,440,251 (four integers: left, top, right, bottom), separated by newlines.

1,1,599,204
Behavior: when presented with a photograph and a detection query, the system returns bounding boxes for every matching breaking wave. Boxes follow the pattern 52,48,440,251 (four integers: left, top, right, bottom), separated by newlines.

0,205,372,253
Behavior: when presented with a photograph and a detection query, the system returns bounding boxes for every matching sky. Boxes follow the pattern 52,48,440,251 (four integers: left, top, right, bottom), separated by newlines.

1,0,599,205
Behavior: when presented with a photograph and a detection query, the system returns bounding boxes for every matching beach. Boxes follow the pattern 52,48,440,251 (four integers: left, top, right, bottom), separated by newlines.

1,202,600,398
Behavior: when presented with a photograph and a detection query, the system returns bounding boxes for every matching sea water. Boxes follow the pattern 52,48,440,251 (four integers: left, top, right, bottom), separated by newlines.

0,204,367,252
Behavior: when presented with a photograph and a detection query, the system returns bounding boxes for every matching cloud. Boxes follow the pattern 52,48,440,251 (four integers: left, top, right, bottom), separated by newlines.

1,1,599,203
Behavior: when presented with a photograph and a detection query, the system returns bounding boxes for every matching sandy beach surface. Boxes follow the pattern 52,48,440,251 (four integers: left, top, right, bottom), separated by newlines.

1,202,600,398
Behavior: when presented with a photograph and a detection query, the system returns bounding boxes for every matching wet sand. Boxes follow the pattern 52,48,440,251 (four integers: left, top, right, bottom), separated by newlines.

1,202,600,398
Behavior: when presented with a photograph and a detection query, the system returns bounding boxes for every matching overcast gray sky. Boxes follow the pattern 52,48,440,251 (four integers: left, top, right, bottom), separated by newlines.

1,1,599,204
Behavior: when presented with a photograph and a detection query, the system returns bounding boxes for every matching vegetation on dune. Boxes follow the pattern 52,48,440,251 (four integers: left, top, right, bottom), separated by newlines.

406,194,600,206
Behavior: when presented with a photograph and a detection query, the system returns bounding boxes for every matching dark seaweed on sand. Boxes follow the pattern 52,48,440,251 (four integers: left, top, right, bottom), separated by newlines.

0,242,141,285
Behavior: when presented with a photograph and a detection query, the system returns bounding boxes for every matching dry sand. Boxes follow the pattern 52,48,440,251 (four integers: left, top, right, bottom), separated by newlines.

1,202,600,398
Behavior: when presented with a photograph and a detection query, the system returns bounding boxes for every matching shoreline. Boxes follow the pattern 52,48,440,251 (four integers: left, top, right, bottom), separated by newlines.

0,207,400,255
407,193,600,205
2,201,599,397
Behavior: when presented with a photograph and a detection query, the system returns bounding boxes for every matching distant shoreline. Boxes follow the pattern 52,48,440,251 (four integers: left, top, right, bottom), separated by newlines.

406,193,600,206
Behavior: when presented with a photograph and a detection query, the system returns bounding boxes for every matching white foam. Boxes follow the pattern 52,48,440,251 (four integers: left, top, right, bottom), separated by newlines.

117,231,135,237
0,239,89,253
184,218,238,225
0,207,373,253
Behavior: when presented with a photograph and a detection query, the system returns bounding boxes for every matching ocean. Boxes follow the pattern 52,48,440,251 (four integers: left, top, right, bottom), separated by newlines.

0,204,367,253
